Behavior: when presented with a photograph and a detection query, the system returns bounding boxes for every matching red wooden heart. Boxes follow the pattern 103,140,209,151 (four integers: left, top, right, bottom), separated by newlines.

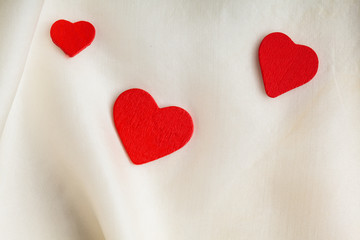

259,32,319,98
113,88,194,165
50,20,95,57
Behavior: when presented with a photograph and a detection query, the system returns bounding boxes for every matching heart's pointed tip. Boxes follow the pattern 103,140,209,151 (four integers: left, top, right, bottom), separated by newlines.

66,53,76,58
265,90,280,98
131,156,157,165
131,160,147,165
267,94,278,98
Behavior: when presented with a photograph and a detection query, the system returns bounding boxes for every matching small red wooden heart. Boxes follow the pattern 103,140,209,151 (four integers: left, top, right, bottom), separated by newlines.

113,88,194,165
259,32,319,98
50,20,95,57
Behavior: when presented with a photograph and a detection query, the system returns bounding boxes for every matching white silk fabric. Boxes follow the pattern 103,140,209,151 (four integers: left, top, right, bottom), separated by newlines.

0,0,360,239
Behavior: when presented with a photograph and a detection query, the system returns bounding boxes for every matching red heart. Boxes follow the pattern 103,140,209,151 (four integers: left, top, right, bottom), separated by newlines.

259,32,319,98
50,20,95,57
113,88,194,165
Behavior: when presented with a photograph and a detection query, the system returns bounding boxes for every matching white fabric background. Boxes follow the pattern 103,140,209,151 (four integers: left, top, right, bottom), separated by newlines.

0,0,360,239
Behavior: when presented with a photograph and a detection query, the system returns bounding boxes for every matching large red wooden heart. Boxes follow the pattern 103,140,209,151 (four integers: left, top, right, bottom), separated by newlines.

50,20,95,57
259,32,319,98
113,88,194,165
